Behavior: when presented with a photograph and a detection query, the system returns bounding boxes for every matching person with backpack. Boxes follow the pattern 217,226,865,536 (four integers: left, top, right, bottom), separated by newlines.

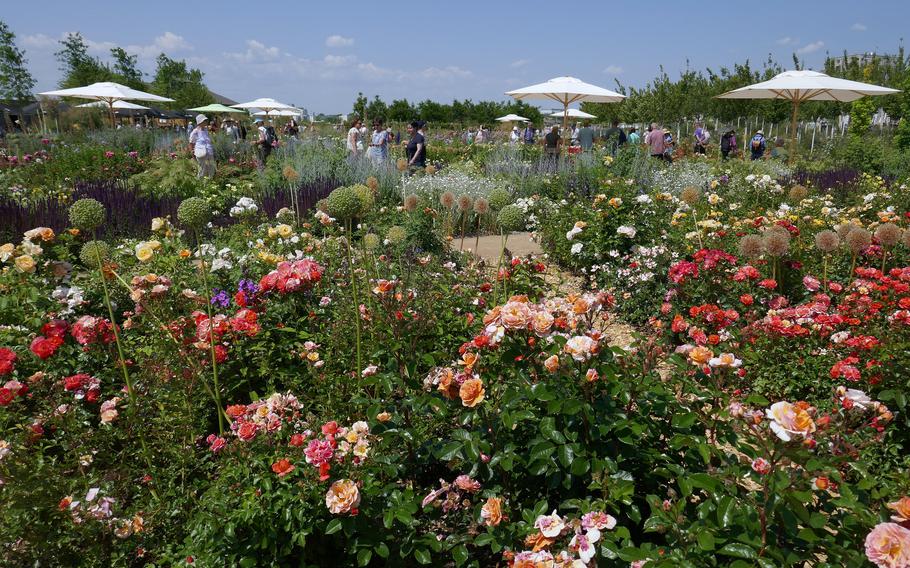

256,118,276,167
720,129,737,160
750,130,767,160
693,122,710,155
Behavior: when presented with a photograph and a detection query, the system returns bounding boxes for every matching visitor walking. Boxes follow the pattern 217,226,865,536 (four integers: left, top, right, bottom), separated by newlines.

347,118,363,157
577,121,596,152
543,125,561,171
750,130,767,160
720,129,737,160
256,118,274,168
663,129,675,164
367,119,389,164
510,126,520,144
406,120,426,171
188,114,216,178
693,122,710,155
603,119,626,155
523,123,536,145
627,127,641,145
647,122,667,161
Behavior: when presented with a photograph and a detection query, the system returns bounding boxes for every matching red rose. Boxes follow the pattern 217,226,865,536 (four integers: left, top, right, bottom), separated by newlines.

0,387,14,406
30,336,61,359
41,319,69,338
0,360,13,376
237,422,258,441
740,294,754,306
271,458,296,477
289,433,306,447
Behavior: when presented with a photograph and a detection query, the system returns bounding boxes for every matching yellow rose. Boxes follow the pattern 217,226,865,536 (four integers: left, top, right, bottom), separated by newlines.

276,224,293,238
14,254,36,273
147,240,162,250
0,243,14,262
135,243,154,262
151,218,166,232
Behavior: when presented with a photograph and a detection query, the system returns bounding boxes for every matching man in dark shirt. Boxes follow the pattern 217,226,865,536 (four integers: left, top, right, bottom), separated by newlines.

543,126,561,172
603,120,626,156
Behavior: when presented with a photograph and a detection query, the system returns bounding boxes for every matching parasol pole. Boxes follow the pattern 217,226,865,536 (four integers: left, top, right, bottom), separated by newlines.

788,95,801,165
108,99,116,128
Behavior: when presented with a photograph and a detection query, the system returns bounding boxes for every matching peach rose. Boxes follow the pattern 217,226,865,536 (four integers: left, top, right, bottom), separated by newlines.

766,401,816,442
325,479,360,514
481,497,502,527
865,522,910,568
888,497,910,522
688,346,714,365
459,378,485,408
14,254,36,273
543,355,560,373
532,311,555,336
501,300,531,330
564,335,597,361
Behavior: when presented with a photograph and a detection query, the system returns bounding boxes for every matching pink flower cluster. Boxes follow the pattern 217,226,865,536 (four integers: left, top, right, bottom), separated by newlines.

221,392,302,445
72,315,115,346
258,259,324,294
421,474,482,512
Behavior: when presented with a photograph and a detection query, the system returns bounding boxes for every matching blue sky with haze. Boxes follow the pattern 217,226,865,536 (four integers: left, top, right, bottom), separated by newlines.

5,0,907,113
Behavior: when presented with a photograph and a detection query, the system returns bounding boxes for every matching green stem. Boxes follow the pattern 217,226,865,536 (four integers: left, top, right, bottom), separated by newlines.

346,221,363,377
195,230,225,435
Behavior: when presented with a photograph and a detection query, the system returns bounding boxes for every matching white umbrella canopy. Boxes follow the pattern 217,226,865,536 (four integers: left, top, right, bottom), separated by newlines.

549,108,596,119
495,113,529,122
39,81,174,126
506,76,624,129
232,98,296,113
252,108,303,117
77,100,150,110
717,70,900,160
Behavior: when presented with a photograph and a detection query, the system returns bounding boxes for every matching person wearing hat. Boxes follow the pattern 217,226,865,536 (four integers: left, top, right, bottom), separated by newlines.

749,129,767,161
255,118,273,167
188,114,215,178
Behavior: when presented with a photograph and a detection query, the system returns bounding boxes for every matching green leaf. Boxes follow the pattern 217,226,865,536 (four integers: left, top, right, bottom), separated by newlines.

375,543,390,558
716,496,735,528
672,412,697,428
436,442,463,461
558,444,575,468
325,519,343,535
357,549,373,566
697,531,716,551
414,548,432,564
718,543,757,560
452,544,469,566
808,513,827,529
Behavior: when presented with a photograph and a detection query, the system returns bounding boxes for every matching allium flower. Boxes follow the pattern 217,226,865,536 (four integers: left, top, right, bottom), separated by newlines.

751,457,772,475
473,197,490,215
403,194,419,212
177,197,212,229
875,223,902,247
845,228,873,254
766,401,816,442
439,191,456,209
481,497,502,526
68,198,106,231
680,186,701,205
326,479,360,514
497,204,525,232
788,185,808,201
738,235,764,259
865,522,910,568
534,510,565,538
762,230,790,257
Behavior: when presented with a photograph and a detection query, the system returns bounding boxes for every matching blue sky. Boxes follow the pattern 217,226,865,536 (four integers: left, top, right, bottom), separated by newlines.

5,1,907,113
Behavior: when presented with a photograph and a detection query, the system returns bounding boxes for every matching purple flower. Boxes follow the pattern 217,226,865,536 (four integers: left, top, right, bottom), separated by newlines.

211,289,230,308
238,278,258,296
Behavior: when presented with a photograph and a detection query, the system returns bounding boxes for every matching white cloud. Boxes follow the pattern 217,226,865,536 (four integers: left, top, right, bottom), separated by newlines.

510,59,529,68
796,41,825,55
22,33,58,48
226,39,281,63
420,66,472,80
851,23,867,32
776,36,797,46
323,54,356,67
325,35,354,48
603,65,624,75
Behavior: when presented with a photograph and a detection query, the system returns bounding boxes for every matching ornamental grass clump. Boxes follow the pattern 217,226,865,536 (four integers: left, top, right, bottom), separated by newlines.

68,198,106,232
875,223,901,272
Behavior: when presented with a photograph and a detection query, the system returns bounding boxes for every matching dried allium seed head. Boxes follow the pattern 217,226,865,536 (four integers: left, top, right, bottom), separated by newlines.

902,229,910,249
763,231,790,257
680,186,702,205
473,197,490,215
738,234,764,259
366,176,379,191
282,165,300,183
440,191,456,209
457,194,473,212
874,223,901,247
396,158,408,172
764,225,791,239
814,230,840,253
403,194,419,212
845,228,872,254
835,222,858,240
425,165,437,175
788,184,808,202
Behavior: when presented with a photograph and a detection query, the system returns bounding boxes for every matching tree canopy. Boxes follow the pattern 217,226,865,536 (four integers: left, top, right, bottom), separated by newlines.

0,19,35,100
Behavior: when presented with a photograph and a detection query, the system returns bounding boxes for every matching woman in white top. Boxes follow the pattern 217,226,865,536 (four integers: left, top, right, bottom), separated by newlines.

367,119,389,164
347,118,362,156
187,114,215,178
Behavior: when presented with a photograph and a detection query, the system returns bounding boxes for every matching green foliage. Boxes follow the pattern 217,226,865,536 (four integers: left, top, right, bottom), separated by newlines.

55,32,113,88
487,188,512,211
326,186,363,220
496,204,525,232
149,53,213,109
129,157,201,199
0,19,35,99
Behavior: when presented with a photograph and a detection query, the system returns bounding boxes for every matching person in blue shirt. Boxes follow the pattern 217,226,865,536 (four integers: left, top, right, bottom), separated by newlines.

749,130,767,160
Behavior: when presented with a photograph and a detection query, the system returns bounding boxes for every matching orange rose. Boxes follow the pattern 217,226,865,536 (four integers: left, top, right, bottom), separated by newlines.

501,300,531,330
543,355,559,373
436,368,457,400
459,378,485,408
271,458,296,477
532,311,554,336
523,532,556,552
325,479,360,514
179,249,191,259
688,346,714,365
888,496,910,522
481,497,502,527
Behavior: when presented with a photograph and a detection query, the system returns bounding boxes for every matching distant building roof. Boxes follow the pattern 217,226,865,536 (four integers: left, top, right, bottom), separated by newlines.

208,90,238,106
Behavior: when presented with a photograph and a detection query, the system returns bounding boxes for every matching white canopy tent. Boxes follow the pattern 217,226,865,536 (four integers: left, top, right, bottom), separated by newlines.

549,108,597,120
495,113,529,122
717,70,900,160
506,76,624,130
39,81,174,126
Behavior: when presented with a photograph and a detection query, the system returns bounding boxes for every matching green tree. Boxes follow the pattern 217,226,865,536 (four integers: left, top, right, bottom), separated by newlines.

110,47,143,89
0,20,35,99
365,95,387,123
150,54,212,109
388,98,415,122
894,75,910,150
352,92,368,121
55,32,112,87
